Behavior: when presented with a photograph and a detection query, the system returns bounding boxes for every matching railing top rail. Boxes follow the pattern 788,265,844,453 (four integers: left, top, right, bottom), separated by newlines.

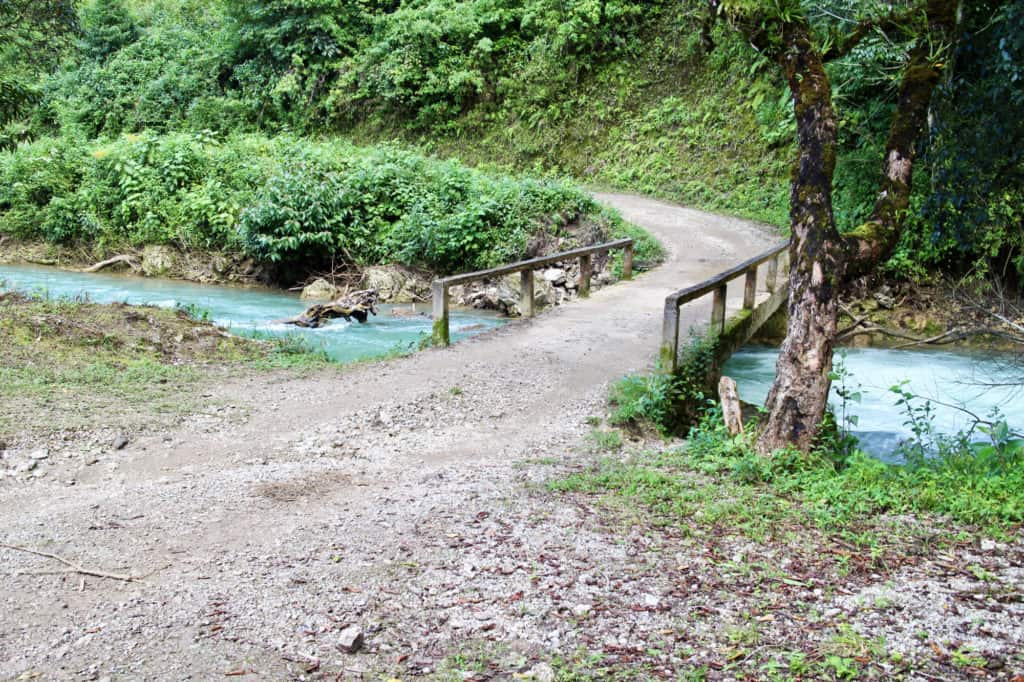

435,238,633,288
665,241,789,308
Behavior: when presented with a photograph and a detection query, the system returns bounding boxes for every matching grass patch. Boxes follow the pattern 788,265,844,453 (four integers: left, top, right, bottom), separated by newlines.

0,291,332,439
553,406,1024,539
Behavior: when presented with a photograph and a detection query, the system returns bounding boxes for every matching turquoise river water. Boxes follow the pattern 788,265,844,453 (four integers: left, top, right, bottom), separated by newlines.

0,264,506,364
724,346,1022,459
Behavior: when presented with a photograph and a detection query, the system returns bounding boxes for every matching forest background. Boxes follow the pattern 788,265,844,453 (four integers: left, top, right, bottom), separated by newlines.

0,0,1020,289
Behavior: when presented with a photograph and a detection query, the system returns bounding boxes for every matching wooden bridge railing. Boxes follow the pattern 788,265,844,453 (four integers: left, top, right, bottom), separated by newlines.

431,238,634,346
660,242,790,371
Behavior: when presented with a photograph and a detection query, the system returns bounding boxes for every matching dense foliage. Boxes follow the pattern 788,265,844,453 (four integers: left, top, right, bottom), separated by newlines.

0,131,629,275
0,0,1020,286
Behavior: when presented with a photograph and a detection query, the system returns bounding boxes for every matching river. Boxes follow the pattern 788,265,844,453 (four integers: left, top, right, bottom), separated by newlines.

724,346,1022,460
0,264,506,363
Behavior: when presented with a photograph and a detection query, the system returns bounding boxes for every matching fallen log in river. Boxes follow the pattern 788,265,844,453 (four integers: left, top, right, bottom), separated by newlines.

285,289,380,328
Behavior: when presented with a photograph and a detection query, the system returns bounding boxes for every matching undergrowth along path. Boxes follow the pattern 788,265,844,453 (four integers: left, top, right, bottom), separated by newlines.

0,194,778,678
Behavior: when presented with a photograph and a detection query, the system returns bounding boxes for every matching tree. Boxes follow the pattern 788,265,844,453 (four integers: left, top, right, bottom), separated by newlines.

0,0,78,124
706,0,960,453
80,0,138,61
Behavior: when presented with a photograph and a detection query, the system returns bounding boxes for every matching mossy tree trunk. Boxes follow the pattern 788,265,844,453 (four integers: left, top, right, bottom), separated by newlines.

713,0,959,453
756,19,845,453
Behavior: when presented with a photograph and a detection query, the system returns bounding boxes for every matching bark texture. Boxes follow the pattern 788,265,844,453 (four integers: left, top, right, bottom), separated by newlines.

756,20,845,453
843,0,960,277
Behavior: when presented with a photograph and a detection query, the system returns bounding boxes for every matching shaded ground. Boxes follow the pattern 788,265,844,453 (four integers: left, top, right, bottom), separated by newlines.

1,195,1020,680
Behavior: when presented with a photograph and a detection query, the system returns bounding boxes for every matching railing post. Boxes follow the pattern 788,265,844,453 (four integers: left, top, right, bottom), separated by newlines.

743,268,757,310
622,243,634,280
711,283,727,334
431,280,450,347
766,255,779,293
520,269,535,318
660,299,680,372
578,254,591,298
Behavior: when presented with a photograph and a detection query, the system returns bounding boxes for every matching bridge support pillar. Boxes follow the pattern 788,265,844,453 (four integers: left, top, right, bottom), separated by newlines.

743,268,757,309
578,254,591,298
766,256,779,293
520,270,535,317
432,280,450,347
711,284,727,334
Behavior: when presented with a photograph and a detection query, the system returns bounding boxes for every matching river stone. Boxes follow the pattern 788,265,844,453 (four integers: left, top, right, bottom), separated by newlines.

395,274,431,304
542,268,566,285
534,278,556,307
300,278,341,300
361,266,407,301
141,245,178,277
466,276,520,316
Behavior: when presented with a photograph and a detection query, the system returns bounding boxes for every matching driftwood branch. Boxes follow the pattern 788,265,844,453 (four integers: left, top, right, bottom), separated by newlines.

82,254,139,273
286,289,380,328
1,543,145,582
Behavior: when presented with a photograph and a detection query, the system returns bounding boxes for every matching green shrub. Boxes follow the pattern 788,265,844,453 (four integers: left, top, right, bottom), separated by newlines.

0,131,638,279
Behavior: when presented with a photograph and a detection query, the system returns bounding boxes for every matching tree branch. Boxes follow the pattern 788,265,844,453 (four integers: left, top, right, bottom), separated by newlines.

842,0,960,279
1,543,147,583
821,10,922,62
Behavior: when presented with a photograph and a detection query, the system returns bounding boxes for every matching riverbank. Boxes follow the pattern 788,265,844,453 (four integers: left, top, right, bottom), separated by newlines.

750,278,1024,353
0,291,338,476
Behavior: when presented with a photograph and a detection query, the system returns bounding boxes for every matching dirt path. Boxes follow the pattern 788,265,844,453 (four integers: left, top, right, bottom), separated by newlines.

0,195,781,679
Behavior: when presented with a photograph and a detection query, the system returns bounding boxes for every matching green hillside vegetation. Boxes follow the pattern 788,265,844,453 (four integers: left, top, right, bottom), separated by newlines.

0,0,1020,286
0,132,647,278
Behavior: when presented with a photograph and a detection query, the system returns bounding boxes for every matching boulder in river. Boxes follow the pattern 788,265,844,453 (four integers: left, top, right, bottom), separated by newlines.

141,245,178,277
300,278,342,300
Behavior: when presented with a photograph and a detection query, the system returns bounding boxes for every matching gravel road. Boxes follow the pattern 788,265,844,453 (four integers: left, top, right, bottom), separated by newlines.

0,195,794,679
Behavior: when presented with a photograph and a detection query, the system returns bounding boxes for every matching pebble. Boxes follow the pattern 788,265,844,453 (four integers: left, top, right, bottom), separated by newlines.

529,662,555,682
337,625,364,654
113,435,130,450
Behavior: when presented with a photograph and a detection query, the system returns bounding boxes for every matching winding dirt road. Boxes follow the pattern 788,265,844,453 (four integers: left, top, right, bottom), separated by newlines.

0,194,778,679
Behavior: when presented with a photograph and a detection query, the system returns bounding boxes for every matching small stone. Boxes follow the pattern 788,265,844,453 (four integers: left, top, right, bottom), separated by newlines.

542,268,566,286
980,538,998,552
14,460,38,474
337,625,363,653
29,449,50,460
873,292,895,309
571,604,592,618
643,593,660,608
529,663,555,682
83,456,100,466
113,435,129,450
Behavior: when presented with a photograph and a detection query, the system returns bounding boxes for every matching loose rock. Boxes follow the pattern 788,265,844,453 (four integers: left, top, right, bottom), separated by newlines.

337,625,364,654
